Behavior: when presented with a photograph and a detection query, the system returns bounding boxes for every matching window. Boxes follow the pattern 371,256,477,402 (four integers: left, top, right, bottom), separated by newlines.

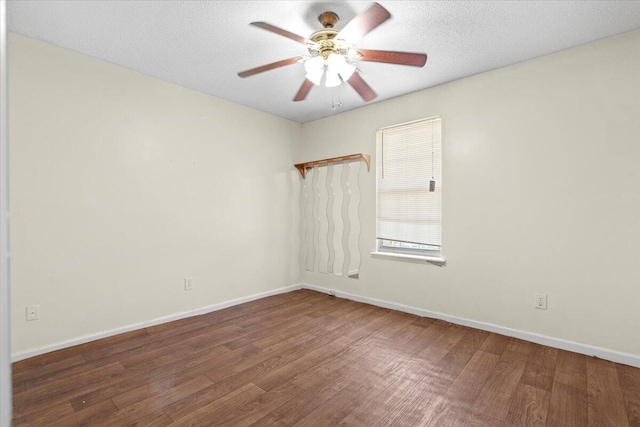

375,117,443,262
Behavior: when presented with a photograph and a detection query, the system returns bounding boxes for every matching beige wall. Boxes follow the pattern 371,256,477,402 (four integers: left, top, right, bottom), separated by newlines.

296,30,640,356
9,34,301,356
9,29,640,359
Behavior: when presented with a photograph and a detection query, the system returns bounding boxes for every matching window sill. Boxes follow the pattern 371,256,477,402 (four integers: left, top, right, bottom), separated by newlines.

370,251,446,265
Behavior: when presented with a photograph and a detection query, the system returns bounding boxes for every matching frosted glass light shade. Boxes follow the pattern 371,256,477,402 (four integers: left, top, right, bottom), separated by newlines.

325,69,341,87
327,53,356,81
304,56,325,86
305,70,323,86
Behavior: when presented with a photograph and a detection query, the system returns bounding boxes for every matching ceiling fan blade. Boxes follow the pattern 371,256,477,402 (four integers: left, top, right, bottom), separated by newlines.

238,56,302,78
358,49,427,67
337,3,391,44
347,72,377,102
250,22,307,45
293,79,314,102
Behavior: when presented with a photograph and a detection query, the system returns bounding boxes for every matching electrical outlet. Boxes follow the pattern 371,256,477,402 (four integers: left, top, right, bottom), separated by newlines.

26,305,40,321
535,293,547,310
184,277,193,291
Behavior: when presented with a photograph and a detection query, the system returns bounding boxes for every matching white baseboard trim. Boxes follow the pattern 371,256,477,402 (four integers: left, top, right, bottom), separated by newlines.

301,283,640,368
11,284,302,363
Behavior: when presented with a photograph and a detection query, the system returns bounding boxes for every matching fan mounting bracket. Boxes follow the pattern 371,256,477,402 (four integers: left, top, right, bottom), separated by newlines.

318,11,339,28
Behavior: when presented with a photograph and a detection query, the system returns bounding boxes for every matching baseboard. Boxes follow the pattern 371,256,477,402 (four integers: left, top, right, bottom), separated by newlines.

11,284,302,362
301,283,640,368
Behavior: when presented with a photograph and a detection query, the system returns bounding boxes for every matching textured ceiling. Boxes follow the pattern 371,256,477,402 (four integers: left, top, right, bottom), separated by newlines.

8,1,640,123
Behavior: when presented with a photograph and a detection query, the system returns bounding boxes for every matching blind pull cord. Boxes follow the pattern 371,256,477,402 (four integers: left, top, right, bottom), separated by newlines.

429,123,436,192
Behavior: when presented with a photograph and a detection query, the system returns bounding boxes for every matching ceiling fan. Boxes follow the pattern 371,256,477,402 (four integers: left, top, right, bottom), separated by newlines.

237,2,427,103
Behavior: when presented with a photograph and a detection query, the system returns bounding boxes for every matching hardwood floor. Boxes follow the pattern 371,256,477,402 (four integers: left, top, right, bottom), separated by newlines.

11,289,640,426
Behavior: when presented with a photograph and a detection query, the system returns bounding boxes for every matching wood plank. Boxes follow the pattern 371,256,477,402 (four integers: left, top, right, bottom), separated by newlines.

547,380,587,426
80,329,154,363
211,332,318,381
420,349,499,425
400,319,451,356
617,363,640,426
444,350,500,404
94,409,173,427
254,310,415,391
432,328,490,382
105,376,214,425
48,399,120,426
287,334,387,391
507,337,534,355
479,333,510,356
504,383,551,426
204,381,301,427
21,356,125,391
170,383,265,425
149,336,231,368
13,362,127,417
111,371,210,410
196,290,319,327
519,343,558,392
336,366,413,426
473,350,528,421
162,376,250,422
12,401,75,426
587,358,630,426
69,344,255,412
12,380,25,394
410,316,435,328
13,354,86,384
554,349,587,390
250,353,376,426
247,316,324,348
430,323,468,350
249,304,368,348
118,324,244,368
296,379,375,426
13,328,149,371
421,401,500,426
417,324,464,363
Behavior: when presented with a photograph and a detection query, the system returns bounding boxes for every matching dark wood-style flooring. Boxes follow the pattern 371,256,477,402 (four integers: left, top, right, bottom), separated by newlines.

12,289,640,426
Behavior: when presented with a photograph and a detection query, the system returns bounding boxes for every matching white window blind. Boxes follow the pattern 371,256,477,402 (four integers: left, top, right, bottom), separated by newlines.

376,117,442,254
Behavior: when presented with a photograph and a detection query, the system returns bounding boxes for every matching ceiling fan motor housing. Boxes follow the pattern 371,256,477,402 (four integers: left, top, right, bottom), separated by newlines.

307,29,350,59
307,11,353,59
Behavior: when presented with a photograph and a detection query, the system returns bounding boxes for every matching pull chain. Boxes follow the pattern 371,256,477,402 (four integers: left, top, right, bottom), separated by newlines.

330,88,342,111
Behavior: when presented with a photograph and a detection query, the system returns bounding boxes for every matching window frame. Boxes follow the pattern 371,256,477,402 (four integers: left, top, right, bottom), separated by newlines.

372,117,445,265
